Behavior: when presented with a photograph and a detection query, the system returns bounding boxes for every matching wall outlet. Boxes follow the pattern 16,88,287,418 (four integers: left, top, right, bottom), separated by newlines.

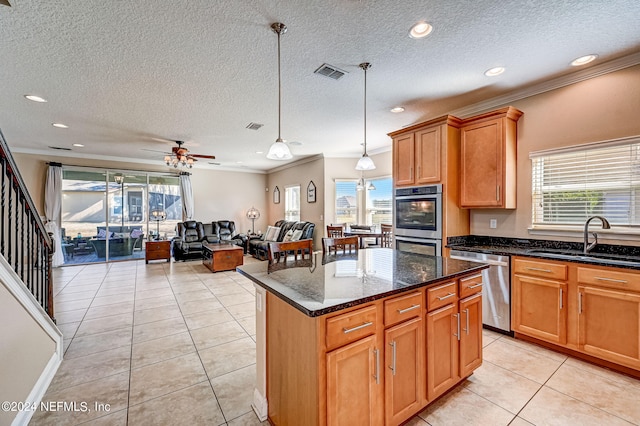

489,219,497,229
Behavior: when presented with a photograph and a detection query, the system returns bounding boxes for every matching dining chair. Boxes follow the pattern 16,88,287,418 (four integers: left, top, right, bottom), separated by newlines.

380,224,393,248
326,225,344,238
268,239,313,265
322,236,359,255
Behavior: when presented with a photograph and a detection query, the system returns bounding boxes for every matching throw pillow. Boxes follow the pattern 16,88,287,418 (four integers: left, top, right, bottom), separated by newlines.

130,229,143,238
265,226,281,241
291,230,304,241
283,230,294,242
97,229,108,238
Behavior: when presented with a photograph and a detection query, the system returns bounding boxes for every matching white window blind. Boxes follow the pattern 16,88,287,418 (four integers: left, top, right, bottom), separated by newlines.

531,139,640,227
285,185,300,222
335,180,358,225
365,177,392,226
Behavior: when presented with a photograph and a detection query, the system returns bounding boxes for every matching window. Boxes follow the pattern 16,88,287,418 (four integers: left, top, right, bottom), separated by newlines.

335,179,358,225
531,139,640,227
285,185,300,221
365,177,393,226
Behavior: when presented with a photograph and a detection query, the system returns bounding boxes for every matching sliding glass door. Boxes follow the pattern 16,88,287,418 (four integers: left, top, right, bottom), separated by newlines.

61,168,181,265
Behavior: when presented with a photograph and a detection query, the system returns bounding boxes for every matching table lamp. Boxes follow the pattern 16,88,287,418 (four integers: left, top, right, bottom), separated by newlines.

246,207,260,234
150,209,166,240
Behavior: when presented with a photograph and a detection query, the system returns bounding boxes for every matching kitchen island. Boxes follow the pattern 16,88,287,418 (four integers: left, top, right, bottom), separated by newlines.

238,248,489,426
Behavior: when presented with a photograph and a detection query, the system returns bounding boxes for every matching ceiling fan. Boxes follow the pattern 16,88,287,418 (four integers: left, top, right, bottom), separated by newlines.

163,140,216,169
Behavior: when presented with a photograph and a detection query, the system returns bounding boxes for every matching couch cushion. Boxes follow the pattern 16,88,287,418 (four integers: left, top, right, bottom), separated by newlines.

276,221,297,241
291,229,303,241
265,226,280,241
217,220,236,240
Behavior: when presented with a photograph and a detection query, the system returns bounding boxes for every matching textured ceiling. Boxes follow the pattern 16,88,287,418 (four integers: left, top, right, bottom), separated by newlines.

1,0,639,172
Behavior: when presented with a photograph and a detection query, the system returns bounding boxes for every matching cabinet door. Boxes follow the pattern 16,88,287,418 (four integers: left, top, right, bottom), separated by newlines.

459,293,482,377
415,127,441,184
384,317,424,425
512,274,567,344
326,335,383,426
394,133,415,186
460,118,503,208
578,285,640,370
426,304,460,401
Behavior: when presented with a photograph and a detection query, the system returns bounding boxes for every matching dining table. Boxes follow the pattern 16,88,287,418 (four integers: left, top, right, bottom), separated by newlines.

344,229,384,248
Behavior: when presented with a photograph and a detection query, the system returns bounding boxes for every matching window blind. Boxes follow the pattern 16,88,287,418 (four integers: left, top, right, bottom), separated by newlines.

335,179,358,224
531,139,640,226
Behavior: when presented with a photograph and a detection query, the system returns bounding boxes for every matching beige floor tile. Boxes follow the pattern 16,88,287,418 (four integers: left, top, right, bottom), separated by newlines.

55,298,93,313
236,316,256,335
90,293,135,307
84,301,134,320
131,331,196,368
418,386,515,426
217,292,255,307
48,346,131,392
135,281,171,291
482,338,563,383
463,360,542,414
227,411,270,425
65,327,132,359
482,328,503,347
75,312,134,337
508,417,535,426
133,293,178,310
183,307,235,330
190,320,249,351
135,286,175,300
174,288,216,303
402,416,430,426
206,282,247,296
33,371,129,426
564,357,640,387
128,352,208,406
128,381,225,426
170,281,208,294
199,337,256,378
211,364,256,421
133,304,183,325
55,308,88,325
95,284,135,296
500,335,569,362
56,283,101,295
546,363,640,424
226,301,256,319
519,386,633,426
178,298,223,315
55,289,98,302
133,315,188,343
77,408,128,425
57,321,81,339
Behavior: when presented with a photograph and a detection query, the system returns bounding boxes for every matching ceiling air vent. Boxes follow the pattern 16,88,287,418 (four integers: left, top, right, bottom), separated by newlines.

48,146,72,151
246,122,263,131
314,63,347,80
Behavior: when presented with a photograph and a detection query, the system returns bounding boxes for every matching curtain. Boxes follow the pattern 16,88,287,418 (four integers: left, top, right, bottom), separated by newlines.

180,173,194,220
45,164,65,267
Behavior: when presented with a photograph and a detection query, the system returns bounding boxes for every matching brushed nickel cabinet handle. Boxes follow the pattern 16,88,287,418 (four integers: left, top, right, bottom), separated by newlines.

437,292,456,301
453,313,460,341
468,283,483,289
397,304,421,314
463,308,470,335
525,267,552,273
497,185,500,201
373,348,380,384
343,321,373,334
559,288,564,309
595,276,628,284
389,341,397,376
578,292,583,314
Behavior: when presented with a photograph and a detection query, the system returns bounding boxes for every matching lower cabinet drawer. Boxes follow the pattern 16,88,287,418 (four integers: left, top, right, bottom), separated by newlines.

577,267,640,292
384,291,423,327
427,281,457,311
326,305,377,351
514,258,567,280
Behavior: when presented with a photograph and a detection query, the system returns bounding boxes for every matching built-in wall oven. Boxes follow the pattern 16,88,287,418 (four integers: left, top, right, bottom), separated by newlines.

394,184,443,256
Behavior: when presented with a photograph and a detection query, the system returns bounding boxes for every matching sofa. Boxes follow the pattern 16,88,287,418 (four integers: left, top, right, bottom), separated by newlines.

172,220,245,261
248,220,315,261
90,237,140,258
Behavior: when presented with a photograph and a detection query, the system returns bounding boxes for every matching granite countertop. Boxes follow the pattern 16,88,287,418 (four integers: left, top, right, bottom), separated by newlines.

447,236,640,270
237,248,488,317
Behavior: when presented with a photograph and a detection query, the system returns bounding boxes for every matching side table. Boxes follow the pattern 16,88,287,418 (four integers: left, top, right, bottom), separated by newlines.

146,240,171,263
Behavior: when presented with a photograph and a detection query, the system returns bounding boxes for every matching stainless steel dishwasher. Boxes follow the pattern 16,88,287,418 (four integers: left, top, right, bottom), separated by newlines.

449,250,511,334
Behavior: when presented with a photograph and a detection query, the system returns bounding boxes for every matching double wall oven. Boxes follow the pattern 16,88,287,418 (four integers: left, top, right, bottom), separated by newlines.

394,184,443,256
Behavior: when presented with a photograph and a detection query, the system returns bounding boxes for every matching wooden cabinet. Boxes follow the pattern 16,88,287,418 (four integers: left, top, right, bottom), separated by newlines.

460,107,523,208
577,267,640,370
145,240,171,263
426,275,483,401
326,335,383,426
512,257,640,374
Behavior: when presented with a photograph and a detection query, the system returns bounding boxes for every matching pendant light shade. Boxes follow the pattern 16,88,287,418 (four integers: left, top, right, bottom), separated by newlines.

267,22,293,160
355,62,376,171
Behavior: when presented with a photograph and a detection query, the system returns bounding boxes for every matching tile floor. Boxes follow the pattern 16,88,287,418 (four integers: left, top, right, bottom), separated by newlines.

29,257,640,425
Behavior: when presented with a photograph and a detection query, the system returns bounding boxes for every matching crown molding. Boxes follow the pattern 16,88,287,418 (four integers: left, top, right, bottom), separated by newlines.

451,52,640,118
266,153,325,174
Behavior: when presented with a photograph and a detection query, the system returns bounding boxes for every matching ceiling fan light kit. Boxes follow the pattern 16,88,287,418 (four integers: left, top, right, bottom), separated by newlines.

266,22,293,161
355,62,376,171
164,140,214,169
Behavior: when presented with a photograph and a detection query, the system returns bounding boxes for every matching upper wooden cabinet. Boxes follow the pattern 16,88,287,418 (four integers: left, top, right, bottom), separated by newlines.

460,107,523,208
390,115,463,187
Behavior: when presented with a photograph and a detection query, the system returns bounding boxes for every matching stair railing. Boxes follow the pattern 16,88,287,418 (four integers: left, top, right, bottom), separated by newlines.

0,129,54,320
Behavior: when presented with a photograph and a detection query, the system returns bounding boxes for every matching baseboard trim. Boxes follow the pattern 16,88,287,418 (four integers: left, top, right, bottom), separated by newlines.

251,388,268,421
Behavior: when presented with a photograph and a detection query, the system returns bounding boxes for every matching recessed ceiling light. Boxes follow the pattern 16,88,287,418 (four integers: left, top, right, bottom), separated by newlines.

72,143,84,147
255,151,264,154
390,106,405,113
409,21,433,39
484,66,506,77
571,54,598,66
24,95,47,103
52,123,69,128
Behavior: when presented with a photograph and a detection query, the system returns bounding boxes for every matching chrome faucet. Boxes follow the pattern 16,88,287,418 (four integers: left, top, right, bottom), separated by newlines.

583,216,611,254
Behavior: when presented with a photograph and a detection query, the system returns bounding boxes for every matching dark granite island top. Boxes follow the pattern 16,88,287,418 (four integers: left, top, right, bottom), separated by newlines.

237,248,488,317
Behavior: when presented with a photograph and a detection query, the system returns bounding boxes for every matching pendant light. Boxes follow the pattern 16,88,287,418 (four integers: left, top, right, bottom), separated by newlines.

266,23,293,160
355,62,376,171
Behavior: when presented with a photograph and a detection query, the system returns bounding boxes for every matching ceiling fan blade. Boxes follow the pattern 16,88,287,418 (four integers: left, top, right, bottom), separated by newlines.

141,148,170,154
191,154,216,159
0,0,11,7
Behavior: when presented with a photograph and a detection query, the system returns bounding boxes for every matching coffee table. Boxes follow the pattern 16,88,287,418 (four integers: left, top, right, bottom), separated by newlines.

202,242,244,272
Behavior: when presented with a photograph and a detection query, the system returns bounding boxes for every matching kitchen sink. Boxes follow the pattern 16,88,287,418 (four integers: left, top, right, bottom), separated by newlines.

525,249,640,268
